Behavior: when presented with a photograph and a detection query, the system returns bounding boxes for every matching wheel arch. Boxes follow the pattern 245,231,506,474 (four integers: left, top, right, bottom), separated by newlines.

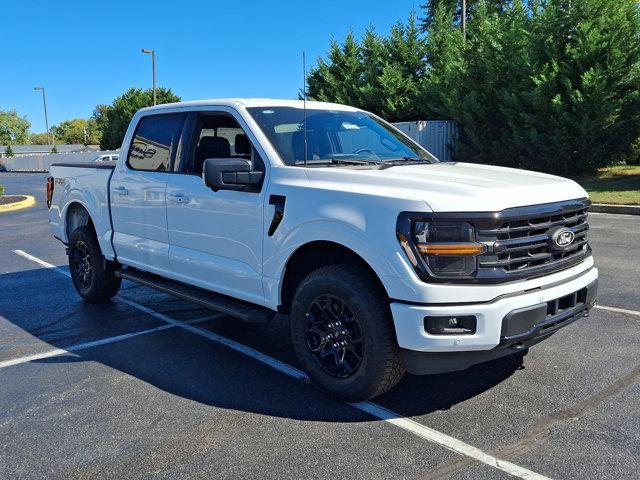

65,202,96,240
278,240,390,314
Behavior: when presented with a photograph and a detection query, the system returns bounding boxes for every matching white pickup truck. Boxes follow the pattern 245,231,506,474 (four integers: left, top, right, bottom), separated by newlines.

47,99,598,400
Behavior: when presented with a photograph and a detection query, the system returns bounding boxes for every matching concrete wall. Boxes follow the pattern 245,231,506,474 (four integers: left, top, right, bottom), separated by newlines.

0,151,119,172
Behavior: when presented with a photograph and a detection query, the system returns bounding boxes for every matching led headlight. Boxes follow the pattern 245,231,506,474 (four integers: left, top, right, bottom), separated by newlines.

397,215,486,279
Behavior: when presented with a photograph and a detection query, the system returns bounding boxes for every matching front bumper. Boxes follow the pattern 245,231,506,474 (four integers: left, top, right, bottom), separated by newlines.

390,267,598,374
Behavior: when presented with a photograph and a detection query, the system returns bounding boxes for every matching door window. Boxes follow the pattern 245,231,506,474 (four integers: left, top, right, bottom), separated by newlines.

180,112,264,177
127,113,186,172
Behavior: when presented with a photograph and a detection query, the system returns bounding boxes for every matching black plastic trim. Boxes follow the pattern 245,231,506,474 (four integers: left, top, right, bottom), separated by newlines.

117,267,275,323
51,162,116,169
268,195,286,236
497,278,597,348
400,347,529,375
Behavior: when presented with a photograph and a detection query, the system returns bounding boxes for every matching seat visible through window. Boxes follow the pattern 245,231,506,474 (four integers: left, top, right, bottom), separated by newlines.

184,113,264,176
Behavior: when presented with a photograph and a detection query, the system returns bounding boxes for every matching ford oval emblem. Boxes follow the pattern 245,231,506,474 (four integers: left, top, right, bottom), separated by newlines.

548,227,575,250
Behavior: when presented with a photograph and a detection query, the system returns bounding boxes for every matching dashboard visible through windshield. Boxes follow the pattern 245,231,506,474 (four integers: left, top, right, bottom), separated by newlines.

247,107,438,166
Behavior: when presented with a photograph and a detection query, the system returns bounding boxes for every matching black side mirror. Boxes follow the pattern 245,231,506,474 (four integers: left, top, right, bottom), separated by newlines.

202,158,263,192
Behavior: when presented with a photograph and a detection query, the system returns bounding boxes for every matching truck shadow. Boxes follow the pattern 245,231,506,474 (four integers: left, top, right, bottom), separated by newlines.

1,267,524,422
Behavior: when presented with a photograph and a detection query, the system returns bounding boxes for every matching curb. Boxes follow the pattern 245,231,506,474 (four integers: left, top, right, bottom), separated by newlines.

590,203,640,216
0,195,36,213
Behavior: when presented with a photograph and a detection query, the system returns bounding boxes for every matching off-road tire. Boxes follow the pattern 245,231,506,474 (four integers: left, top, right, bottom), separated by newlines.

290,263,405,401
68,225,121,303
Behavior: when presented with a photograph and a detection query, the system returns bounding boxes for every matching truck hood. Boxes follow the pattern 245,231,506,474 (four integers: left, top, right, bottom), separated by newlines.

304,162,589,212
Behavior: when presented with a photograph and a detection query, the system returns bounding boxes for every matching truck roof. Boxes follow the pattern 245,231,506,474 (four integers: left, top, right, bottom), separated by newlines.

138,98,360,113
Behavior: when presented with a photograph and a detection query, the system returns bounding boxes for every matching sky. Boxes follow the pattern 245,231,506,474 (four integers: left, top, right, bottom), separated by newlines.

1,0,420,133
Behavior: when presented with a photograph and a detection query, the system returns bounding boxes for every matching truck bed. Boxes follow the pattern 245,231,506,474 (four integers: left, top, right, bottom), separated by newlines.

48,162,117,259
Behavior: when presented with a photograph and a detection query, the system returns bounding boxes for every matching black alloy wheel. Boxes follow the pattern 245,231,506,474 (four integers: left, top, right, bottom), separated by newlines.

305,294,364,378
70,240,92,289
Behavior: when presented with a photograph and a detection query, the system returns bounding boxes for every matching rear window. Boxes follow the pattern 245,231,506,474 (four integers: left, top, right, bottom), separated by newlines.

127,113,186,171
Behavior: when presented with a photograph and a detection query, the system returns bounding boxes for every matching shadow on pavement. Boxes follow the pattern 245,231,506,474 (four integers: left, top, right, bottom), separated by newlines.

1,267,524,421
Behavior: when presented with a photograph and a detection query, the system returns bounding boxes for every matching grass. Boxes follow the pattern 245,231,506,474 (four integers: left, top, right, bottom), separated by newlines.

575,165,640,205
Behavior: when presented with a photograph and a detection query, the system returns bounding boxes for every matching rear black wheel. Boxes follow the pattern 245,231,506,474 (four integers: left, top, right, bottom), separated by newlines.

68,225,121,303
291,264,405,401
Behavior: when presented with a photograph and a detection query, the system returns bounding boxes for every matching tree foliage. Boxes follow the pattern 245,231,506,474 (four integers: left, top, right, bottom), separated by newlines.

419,0,509,31
94,87,181,150
30,132,51,145
308,12,427,122
5,144,14,157
308,0,640,175
0,110,31,145
51,118,101,145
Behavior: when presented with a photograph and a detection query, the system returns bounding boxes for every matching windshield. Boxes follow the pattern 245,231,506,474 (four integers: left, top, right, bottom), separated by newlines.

247,107,438,166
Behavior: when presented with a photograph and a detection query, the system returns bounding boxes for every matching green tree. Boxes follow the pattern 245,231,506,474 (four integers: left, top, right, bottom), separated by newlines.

51,118,101,145
0,110,31,145
51,145,58,154
94,88,181,150
307,32,365,107
5,144,14,157
310,0,640,174
442,0,640,174
419,0,510,31
30,132,51,145
308,12,428,122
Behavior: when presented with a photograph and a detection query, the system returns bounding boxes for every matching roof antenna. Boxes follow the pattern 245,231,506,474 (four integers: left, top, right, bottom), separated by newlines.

303,51,308,167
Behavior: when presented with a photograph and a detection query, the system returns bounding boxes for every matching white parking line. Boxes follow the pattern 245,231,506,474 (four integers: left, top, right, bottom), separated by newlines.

13,249,193,324
0,319,212,369
595,304,640,317
11,250,549,480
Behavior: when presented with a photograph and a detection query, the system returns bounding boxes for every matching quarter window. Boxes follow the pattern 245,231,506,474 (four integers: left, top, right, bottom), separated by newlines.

127,113,186,171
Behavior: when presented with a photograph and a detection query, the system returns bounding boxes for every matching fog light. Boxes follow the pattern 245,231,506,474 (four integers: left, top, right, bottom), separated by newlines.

425,315,477,335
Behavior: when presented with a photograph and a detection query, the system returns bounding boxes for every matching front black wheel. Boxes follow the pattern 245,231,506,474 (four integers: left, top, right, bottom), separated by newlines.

68,225,121,303
290,264,405,400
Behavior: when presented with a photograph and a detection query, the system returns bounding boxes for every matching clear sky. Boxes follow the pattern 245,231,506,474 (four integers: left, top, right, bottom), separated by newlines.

1,0,420,133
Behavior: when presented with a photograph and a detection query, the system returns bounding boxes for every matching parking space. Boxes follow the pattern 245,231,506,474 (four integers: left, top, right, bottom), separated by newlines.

1,173,639,479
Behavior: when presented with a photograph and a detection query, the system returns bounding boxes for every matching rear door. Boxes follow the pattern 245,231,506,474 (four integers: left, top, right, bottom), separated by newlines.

110,112,186,275
165,109,267,305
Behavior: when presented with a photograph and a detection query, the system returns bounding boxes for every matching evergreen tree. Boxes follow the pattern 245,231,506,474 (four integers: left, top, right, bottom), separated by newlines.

5,144,14,157
306,0,640,174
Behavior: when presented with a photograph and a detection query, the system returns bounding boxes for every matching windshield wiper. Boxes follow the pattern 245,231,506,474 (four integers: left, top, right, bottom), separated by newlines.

294,158,382,166
379,157,435,165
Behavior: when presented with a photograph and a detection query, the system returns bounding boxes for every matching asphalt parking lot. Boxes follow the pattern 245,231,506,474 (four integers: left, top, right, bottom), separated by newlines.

1,172,639,480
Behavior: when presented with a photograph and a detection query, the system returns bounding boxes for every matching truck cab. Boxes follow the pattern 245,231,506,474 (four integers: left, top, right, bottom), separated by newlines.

48,99,598,400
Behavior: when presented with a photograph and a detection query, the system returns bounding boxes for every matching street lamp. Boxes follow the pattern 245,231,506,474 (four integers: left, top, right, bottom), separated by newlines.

141,48,156,105
33,86,52,147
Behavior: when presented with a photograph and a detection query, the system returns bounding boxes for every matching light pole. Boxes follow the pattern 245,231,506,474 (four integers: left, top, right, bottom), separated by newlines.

141,48,156,105
462,0,467,41
34,86,52,147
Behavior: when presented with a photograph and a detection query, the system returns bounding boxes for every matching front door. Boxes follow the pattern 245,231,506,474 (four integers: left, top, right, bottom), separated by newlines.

165,111,266,305
110,112,186,275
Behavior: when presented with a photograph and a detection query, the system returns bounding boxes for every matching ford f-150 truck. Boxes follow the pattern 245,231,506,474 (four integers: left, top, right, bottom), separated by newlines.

47,99,598,400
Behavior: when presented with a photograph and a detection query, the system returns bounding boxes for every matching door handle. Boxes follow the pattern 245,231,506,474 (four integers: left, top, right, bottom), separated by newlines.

113,186,128,196
166,193,190,204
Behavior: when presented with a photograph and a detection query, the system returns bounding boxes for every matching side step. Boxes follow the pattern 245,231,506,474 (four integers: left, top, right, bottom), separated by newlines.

116,268,275,323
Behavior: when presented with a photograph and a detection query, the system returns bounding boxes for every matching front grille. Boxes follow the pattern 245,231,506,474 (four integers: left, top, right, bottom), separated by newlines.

476,200,591,280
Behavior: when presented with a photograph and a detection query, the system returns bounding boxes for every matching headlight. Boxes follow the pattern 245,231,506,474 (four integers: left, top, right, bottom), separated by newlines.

397,215,486,279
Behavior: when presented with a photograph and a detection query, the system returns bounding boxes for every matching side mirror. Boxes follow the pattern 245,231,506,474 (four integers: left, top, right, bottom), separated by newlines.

202,158,263,192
